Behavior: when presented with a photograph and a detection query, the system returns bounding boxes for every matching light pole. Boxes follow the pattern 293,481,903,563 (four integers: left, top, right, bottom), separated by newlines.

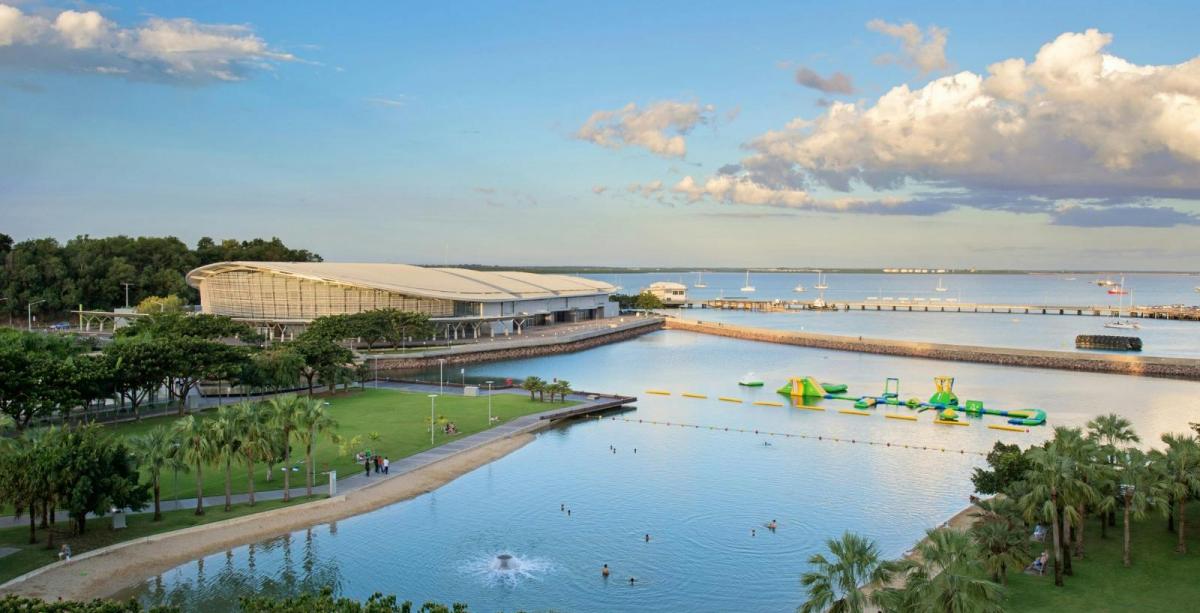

121,282,133,308
485,380,494,425
27,299,45,331
428,394,438,446
438,358,445,394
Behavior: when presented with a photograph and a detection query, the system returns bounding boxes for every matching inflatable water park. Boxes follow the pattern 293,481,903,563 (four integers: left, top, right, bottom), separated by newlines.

776,375,1047,427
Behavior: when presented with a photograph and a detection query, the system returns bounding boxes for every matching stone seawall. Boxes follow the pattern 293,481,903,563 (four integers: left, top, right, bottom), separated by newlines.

367,318,664,370
665,319,1200,380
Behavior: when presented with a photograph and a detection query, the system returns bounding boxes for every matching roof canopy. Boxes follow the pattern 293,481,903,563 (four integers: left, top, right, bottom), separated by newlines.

186,262,615,302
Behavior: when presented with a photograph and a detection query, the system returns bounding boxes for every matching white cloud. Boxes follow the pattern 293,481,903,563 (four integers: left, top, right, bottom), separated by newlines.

734,29,1200,216
867,19,949,74
627,180,664,197
0,3,294,83
366,95,407,108
576,100,715,158
592,185,608,195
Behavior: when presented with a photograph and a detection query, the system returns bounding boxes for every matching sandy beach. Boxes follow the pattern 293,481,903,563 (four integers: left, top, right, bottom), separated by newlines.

0,432,535,602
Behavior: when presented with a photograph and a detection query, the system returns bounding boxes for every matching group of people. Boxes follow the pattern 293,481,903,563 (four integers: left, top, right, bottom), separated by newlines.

361,453,390,477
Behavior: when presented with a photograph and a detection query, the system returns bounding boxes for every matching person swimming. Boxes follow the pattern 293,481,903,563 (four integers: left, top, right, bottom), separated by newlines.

644,533,650,542
602,564,610,577
629,577,637,585
767,519,778,531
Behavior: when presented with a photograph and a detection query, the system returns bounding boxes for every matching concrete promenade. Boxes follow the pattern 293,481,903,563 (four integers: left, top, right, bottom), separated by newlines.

0,382,634,529
666,318,1200,380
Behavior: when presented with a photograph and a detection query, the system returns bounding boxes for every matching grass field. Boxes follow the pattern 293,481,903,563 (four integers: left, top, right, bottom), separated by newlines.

1004,505,1200,611
110,387,572,501
0,497,316,584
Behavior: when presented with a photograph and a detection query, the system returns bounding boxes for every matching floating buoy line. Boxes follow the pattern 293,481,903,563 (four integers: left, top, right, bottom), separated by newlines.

603,416,989,456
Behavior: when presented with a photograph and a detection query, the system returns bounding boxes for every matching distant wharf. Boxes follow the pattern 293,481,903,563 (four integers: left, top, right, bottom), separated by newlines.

699,298,1200,321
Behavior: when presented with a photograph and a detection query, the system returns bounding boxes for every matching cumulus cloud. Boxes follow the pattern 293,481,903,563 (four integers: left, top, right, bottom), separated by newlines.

867,19,949,74
721,29,1200,225
794,66,855,94
627,180,664,197
0,3,294,83
576,100,715,158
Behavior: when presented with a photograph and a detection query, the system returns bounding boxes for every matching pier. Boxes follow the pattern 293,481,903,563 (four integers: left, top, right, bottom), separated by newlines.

701,299,1200,321
664,319,1200,380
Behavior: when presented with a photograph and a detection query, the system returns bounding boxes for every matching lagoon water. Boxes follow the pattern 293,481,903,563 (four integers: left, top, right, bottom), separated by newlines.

129,329,1200,612
590,272,1200,358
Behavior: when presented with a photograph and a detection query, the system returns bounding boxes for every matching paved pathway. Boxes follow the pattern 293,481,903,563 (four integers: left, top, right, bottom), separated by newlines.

1,382,632,529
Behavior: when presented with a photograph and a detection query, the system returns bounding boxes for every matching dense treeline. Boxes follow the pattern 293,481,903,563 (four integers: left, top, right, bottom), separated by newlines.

798,415,1200,612
0,233,321,318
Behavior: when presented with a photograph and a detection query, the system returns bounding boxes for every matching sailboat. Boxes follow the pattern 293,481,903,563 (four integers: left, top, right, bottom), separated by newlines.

740,270,756,293
814,270,828,290
935,277,948,293
694,271,707,288
1104,282,1140,330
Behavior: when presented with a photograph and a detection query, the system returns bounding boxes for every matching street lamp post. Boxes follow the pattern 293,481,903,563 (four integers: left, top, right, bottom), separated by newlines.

438,359,445,394
485,380,494,425
27,299,45,331
121,282,133,308
428,394,438,446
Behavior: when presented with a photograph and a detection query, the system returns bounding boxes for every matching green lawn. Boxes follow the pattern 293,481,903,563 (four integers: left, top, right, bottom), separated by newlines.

0,497,316,584
109,387,572,501
1004,505,1200,611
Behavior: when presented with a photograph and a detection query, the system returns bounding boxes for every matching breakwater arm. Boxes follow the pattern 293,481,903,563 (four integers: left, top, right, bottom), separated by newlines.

665,319,1200,380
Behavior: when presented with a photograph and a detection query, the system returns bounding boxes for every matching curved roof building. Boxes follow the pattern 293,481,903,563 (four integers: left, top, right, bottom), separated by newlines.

187,262,617,339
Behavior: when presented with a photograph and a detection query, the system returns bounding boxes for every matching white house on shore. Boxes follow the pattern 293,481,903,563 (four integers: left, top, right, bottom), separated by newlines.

645,281,688,306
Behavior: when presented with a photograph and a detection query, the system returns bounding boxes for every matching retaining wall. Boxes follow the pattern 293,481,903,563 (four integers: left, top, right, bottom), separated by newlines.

367,317,664,370
666,319,1200,380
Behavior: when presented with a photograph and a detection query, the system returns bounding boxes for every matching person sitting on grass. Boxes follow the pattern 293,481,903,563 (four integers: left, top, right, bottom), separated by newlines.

1026,551,1048,575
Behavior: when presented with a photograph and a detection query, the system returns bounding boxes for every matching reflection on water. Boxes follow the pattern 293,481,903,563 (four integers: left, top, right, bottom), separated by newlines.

129,331,1200,612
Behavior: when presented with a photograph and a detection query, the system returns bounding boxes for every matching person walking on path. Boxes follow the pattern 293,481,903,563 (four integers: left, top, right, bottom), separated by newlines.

374,454,382,474
364,456,371,477
383,456,390,474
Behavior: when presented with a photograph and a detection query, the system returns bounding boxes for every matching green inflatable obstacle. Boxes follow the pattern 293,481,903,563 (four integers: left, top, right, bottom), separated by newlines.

929,376,959,406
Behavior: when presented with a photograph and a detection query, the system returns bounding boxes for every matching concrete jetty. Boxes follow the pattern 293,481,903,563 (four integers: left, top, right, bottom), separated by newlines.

702,298,1200,321
665,319,1200,380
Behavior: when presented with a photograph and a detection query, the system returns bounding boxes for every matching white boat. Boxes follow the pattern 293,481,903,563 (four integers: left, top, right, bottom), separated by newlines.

935,277,948,293
1105,284,1140,330
1095,277,1116,287
1194,286,1200,293
740,270,756,293
793,281,806,293
694,271,707,289
814,270,828,290
811,297,826,308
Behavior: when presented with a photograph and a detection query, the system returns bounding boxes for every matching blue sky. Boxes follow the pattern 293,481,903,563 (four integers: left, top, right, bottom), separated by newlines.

2,1,1199,269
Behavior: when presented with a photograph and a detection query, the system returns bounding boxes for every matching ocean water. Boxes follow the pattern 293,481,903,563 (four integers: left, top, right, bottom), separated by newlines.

590,272,1200,358
128,330,1200,612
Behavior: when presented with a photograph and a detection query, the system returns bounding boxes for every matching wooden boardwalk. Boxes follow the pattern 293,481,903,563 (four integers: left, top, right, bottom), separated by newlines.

702,299,1200,321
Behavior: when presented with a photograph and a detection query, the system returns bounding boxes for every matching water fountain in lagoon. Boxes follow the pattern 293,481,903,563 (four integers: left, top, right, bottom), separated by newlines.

460,551,552,587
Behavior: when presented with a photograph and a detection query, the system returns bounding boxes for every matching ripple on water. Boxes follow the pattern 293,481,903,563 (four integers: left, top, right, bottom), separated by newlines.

457,551,554,588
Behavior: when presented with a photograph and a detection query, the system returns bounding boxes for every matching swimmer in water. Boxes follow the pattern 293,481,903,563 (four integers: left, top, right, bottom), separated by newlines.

768,519,778,531
645,533,650,542
602,564,610,577
629,577,636,585
763,440,771,446
752,529,756,537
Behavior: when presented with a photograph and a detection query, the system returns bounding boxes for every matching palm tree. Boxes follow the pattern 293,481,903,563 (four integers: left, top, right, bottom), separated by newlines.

552,380,572,403
970,498,1029,586
880,527,1004,613
129,425,184,521
1020,440,1094,587
1116,448,1168,566
1152,433,1200,554
521,376,545,401
798,531,896,613
235,402,273,506
1053,427,1100,561
269,396,303,502
1088,413,1140,536
211,405,244,512
173,415,217,516
295,397,339,498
